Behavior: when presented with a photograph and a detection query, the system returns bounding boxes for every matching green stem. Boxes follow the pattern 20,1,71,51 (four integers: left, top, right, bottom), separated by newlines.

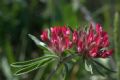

47,54,78,80
47,63,60,80
61,54,78,63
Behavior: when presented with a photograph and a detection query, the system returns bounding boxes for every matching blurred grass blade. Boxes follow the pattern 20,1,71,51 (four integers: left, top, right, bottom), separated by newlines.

114,12,119,60
1,57,19,80
114,12,120,80
4,37,15,64
1,57,13,80
19,27,28,61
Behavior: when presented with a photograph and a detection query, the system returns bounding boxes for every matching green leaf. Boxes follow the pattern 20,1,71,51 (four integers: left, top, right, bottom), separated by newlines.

14,59,54,75
92,62,105,76
28,34,46,47
15,63,39,75
28,34,53,53
11,54,58,75
93,60,116,73
85,60,93,74
11,55,58,68
11,57,49,68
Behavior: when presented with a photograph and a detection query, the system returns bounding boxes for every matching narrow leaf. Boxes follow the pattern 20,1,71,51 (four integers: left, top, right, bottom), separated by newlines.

14,59,54,75
15,63,39,75
28,34,53,53
93,60,116,73
28,34,46,47
11,55,58,68
92,62,105,76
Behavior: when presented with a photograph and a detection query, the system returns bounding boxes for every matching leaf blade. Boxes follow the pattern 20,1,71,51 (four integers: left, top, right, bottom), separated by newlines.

28,34,54,54
14,58,55,75
11,55,58,68
93,60,116,73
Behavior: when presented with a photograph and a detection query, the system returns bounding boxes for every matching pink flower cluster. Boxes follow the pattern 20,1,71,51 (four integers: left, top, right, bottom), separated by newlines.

73,24,113,58
41,26,72,53
40,24,113,58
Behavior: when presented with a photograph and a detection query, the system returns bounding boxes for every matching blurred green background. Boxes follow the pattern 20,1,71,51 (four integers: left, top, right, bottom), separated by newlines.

0,0,120,80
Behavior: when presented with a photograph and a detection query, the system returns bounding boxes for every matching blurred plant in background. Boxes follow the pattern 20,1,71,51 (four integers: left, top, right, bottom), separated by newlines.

0,0,120,80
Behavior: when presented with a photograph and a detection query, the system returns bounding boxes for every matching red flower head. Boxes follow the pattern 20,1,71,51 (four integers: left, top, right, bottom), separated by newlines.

40,26,72,54
40,24,113,58
73,23,113,58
